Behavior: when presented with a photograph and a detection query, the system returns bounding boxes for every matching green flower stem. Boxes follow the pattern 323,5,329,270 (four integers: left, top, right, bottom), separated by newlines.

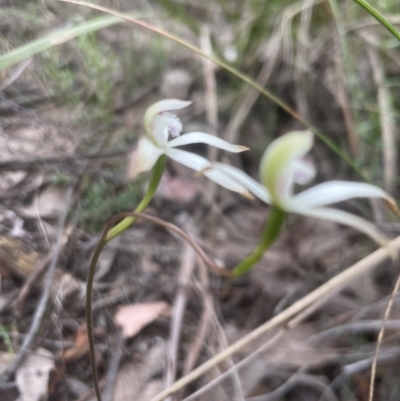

105,155,166,241
352,0,400,42
86,155,166,401
232,207,286,277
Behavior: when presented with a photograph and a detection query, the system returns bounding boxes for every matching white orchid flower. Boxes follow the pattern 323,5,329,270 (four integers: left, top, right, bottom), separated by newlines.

132,99,252,197
211,130,399,247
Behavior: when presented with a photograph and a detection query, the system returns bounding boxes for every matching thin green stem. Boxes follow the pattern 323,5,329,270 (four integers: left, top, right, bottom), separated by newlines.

105,155,166,241
352,0,400,42
57,0,367,182
232,207,286,277
86,156,166,401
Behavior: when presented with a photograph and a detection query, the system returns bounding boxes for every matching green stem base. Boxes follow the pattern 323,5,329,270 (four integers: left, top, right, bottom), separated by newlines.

232,207,285,277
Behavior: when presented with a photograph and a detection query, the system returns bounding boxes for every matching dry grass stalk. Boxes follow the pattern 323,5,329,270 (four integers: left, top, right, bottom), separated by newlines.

223,30,281,146
367,46,397,193
149,236,400,401
181,257,213,376
181,330,285,401
368,271,400,401
328,0,359,155
334,48,359,155
294,0,314,119
164,242,196,399
200,25,219,199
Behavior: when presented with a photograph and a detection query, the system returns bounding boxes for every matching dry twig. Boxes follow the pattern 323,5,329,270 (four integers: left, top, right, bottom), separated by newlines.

164,242,196,398
368,271,400,401
367,46,397,193
102,333,125,401
149,236,400,401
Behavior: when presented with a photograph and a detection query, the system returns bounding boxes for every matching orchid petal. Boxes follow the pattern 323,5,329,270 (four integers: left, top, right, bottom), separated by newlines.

165,148,252,197
290,181,397,210
152,113,182,147
144,99,191,144
260,130,314,204
165,148,211,171
132,137,164,176
203,168,254,199
144,99,191,128
212,163,271,203
292,159,316,185
287,205,389,246
168,132,249,153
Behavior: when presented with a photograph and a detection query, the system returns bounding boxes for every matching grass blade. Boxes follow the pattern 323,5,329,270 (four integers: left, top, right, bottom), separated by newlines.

0,14,136,71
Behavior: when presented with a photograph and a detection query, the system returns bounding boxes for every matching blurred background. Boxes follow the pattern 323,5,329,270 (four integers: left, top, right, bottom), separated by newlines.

1,1,400,400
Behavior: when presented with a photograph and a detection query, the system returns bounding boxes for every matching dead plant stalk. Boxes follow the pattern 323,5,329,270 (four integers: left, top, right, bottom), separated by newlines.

149,236,400,401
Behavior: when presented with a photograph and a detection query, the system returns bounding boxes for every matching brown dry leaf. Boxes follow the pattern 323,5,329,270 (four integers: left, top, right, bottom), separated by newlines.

18,185,75,218
62,326,91,364
15,348,55,401
0,237,84,303
114,302,170,338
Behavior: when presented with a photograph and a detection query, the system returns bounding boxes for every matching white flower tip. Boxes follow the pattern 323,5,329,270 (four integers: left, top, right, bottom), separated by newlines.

241,190,255,200
384,198,400,216
195,165,213,178
237,145,250,152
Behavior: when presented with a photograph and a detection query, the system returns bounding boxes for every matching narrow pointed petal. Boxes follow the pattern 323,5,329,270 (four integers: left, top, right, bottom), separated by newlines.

131,137,164,176
212,163,271,204
165,148,211,171
203,168,254,199
165,148,252,197
287,205,389,246
168,132,249,153
290,181,397,209
260,130,314,204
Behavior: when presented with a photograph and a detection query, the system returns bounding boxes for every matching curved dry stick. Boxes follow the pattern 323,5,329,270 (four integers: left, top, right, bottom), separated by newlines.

109,212,233,277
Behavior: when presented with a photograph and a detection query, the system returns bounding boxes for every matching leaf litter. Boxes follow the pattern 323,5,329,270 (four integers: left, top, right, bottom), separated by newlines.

1,2,400,401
